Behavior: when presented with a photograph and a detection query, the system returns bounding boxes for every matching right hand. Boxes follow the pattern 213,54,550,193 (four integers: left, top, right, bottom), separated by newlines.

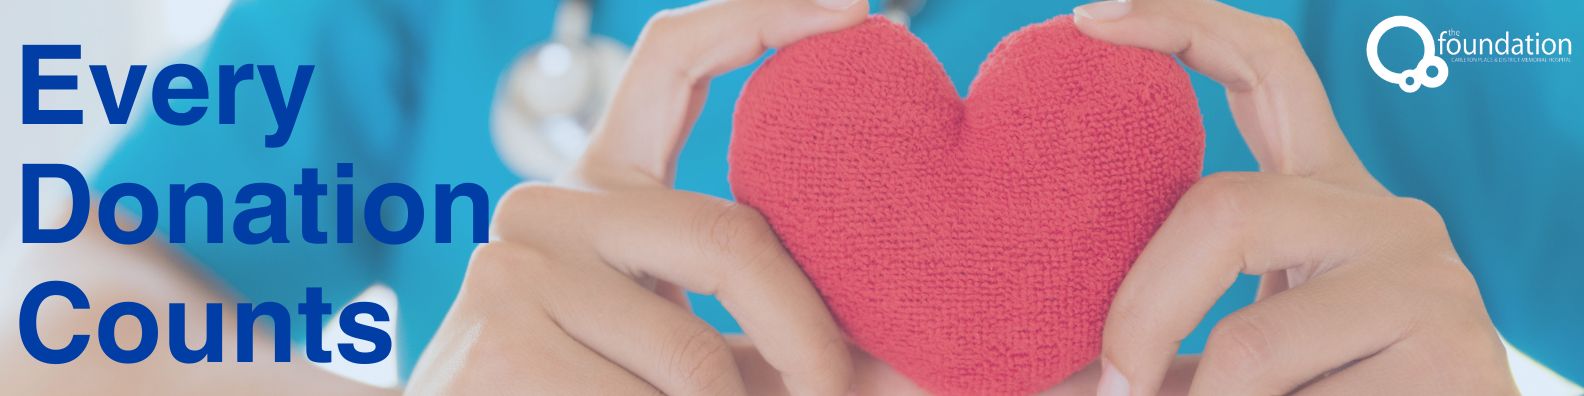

406,0,869,395
1069,1,1515,395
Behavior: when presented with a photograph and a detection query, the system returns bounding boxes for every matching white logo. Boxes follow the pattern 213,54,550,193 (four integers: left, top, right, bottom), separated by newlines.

1367,16,1448,93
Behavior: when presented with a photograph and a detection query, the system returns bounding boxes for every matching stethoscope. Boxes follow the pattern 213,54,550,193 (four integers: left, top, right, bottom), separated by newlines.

490,0,627,180
491,0,925,180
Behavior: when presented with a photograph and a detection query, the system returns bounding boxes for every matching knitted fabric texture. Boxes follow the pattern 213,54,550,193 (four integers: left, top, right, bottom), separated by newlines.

729,16,1204,395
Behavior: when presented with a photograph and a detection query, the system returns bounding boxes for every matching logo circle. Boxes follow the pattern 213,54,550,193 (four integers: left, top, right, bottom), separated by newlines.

1367,16,1448,93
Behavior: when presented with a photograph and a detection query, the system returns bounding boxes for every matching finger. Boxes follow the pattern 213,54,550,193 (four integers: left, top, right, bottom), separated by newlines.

1097,172,1410,396
728,337,792,396
732,338,924,396
575,0,869,188
502,243,753,395
1072,0,1371,186
496,185,852,396
411,244,659,395
1040,356,1199,396
848,347,930,396
1298,340,1520,396
1187,265,1415,395
1288,347,1427,396
490,318,661,395
1300,292,1515,396
1293,331,1517,395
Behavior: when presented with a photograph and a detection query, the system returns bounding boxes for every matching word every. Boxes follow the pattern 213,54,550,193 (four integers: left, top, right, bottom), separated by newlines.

21,44,311,148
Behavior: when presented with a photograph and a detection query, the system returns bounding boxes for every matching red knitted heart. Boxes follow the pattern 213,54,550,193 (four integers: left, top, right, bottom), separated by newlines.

729,16,1203,395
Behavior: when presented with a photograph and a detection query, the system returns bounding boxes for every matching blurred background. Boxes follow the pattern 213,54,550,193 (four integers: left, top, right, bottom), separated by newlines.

3,0,1580,393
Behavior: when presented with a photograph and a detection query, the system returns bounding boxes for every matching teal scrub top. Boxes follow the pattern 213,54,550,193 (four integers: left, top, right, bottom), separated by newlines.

94,0,1583,382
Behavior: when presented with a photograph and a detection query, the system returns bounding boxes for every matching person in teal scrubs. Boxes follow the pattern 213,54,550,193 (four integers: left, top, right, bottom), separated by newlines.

11,0,1574,393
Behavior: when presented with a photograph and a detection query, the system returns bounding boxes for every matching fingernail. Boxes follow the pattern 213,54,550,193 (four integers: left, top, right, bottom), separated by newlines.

814,0,858,11
1096,358,1131,396
1074,0,1132,22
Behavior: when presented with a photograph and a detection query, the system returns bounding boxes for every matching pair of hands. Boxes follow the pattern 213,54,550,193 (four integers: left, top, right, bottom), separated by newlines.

408,0,1518,394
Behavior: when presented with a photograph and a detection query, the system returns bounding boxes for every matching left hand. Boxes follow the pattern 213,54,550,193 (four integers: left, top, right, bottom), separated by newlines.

1068,1,1518,395
408,0,871,395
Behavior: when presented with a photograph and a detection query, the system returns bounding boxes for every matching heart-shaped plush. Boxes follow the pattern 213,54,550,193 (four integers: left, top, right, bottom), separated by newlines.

729,16,1203,394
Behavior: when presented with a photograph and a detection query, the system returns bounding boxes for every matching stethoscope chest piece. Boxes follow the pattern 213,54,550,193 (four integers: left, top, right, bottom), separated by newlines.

491,0,628,180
